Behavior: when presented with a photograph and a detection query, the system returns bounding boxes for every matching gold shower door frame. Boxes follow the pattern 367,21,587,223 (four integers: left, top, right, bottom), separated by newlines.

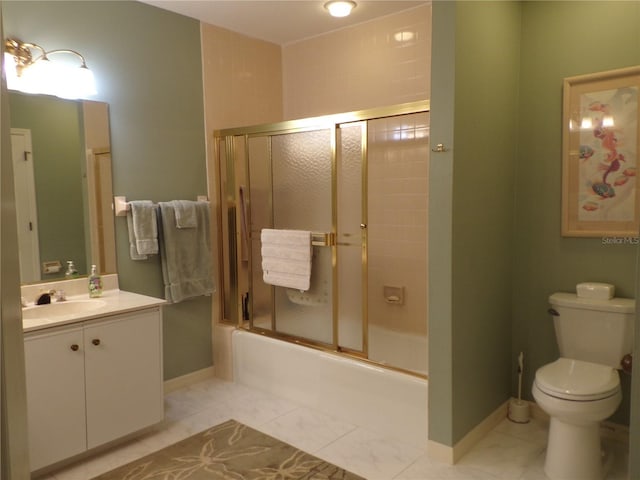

214,100,430,376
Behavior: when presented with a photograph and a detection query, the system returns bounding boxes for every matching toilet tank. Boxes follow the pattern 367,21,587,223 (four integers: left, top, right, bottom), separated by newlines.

549,293,635,368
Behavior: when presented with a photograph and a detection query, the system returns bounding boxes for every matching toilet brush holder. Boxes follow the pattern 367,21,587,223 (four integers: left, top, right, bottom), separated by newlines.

508,398,530,423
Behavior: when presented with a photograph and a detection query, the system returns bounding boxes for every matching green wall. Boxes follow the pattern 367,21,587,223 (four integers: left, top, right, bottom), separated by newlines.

428,0,456,447
514,0,640,425
429,1,521,446
452,1,521,443
9,92,87,280
431,0,640,453
3,1,211,380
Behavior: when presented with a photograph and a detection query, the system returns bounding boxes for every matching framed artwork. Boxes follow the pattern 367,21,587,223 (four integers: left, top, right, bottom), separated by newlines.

562,66,640,237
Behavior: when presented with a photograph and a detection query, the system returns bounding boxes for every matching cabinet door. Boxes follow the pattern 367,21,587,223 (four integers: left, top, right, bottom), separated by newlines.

84,309,163,449
24,326,86,471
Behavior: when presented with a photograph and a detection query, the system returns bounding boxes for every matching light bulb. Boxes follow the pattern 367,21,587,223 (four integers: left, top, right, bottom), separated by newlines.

325,1,356,18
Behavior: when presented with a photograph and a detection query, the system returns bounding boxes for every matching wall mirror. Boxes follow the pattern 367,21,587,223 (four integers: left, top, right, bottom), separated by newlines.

9,91,116,284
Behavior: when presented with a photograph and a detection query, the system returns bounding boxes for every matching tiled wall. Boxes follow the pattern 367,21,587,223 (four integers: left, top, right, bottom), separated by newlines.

201,23,283,133
368,113,429,336
201,23,283,340
282,5,431,120
203,6,431,375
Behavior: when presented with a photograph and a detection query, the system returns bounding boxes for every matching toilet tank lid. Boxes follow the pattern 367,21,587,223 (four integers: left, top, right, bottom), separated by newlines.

549,292,635,313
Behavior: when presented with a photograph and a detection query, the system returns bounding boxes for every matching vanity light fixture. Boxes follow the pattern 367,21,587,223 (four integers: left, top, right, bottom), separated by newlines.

324,0,357,18
4,38,96,99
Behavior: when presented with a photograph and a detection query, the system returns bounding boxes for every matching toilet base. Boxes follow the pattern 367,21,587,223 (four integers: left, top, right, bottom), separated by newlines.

544,417,603,480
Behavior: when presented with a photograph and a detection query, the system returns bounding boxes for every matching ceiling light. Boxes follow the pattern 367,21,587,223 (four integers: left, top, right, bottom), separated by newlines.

324,1,357,18
4,38,96,99
394,31,415,43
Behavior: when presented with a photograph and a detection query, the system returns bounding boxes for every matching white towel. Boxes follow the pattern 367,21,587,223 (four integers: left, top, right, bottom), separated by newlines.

130,200,158,256
260,229,312,291
173,200,197,228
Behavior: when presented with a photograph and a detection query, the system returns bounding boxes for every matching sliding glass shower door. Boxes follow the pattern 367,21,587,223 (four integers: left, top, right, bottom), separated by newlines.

248,129,335,345
217,101,430,375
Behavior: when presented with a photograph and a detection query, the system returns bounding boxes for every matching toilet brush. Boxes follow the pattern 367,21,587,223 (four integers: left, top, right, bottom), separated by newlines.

508,351,530,423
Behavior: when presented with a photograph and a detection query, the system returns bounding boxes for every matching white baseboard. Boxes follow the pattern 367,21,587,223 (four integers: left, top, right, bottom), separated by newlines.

163,366,216,393
428,399,510,464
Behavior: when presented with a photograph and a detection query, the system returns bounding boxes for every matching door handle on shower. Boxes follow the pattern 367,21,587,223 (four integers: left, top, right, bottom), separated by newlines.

311,232,335,247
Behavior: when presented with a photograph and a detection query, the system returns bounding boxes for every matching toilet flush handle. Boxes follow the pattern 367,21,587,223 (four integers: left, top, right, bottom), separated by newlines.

547,308,559,316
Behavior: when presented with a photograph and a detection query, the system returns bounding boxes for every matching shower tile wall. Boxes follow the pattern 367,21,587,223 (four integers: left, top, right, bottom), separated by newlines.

282,4,431,120
201,23,283,132
367,113,429,374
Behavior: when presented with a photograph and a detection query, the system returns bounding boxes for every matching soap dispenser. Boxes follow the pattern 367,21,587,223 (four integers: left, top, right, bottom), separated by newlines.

88,265,103,298
64,260,78,279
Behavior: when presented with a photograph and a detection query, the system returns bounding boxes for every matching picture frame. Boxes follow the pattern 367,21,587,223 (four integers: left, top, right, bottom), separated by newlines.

562,66,640,237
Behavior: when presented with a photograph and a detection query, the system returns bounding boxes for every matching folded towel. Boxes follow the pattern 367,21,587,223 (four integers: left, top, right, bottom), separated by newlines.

174,200,198,228
126,212,148,260
260,229,312,291
130,200,158,255
158,201,214,303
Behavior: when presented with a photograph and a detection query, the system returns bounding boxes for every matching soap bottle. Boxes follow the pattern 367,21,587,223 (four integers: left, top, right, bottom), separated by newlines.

88,265,103,298
65,260,78,279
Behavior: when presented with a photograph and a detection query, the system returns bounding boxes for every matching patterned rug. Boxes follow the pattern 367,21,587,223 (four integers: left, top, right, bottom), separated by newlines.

92,419,365,479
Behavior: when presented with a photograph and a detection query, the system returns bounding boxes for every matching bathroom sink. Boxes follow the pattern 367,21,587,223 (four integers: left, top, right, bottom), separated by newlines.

22,300,107,321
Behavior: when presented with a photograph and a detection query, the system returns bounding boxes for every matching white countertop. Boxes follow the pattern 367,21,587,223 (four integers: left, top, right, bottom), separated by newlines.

23,289,166,333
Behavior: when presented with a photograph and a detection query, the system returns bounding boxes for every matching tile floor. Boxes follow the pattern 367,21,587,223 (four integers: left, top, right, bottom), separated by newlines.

42,376,629,480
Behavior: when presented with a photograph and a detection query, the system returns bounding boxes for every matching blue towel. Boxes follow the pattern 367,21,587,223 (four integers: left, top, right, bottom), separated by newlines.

129,200,158,257
174,200,197,228
158,201,214,303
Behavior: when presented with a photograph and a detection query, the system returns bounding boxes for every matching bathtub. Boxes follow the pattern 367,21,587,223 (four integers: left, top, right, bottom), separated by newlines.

369,324,428,376
232,329,428,447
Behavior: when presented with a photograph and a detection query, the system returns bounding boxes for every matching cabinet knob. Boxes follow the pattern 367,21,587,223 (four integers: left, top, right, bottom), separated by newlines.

70,344,79,351
92,339,101,346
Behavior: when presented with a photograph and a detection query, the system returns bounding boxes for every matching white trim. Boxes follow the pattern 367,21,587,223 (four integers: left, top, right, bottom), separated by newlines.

428,399,510,464
163,366,216,394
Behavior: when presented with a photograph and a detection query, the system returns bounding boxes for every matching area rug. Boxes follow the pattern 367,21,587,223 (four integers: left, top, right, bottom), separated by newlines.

91,419,365,479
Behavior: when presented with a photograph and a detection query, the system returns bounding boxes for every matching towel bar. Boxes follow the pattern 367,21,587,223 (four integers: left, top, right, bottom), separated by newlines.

113,195,209,216
311,232,335,247
253,230,334,247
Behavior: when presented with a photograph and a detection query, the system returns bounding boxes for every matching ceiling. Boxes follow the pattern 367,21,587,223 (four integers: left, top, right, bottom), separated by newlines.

139,1,428,45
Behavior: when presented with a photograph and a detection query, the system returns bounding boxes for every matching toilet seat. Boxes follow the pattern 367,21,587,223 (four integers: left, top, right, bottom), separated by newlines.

535,357,619,401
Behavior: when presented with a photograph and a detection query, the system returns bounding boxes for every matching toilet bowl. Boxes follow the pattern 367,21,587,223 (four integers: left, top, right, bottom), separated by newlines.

533,286,633,480
533,358,621,480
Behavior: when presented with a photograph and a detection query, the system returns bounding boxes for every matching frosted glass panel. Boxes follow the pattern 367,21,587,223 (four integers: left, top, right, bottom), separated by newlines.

272,130,332,230
248,136,273,330
232,107,429,376
367,112,429,375
271,129,333,344
337,123,364,352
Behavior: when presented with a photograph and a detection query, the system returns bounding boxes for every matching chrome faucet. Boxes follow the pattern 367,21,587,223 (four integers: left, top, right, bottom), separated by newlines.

53,289,66,302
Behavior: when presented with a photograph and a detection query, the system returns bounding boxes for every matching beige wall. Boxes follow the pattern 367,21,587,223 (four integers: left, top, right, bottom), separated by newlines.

368,113,429,336
201,23,283,133
202,7,431,372
282,5,431,120
201,23,284,337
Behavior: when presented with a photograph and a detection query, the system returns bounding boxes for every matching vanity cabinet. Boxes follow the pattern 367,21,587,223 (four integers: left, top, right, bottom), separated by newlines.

24,308,163,471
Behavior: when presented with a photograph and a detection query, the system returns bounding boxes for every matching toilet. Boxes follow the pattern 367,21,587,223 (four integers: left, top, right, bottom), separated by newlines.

532,283,634,480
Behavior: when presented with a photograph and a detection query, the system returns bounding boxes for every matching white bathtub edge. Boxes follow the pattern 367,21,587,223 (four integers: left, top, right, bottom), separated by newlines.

232,329,429,447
